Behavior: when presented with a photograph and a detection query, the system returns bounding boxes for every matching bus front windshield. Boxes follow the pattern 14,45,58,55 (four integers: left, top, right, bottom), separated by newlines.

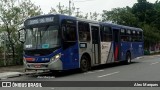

24,25,60,50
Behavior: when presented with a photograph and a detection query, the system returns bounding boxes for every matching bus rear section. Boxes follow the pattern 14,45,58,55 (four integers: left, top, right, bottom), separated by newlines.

100,23,144,64
120,28,143,63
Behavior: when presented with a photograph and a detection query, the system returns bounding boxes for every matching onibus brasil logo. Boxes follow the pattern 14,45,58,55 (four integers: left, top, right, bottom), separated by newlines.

2,82,42,87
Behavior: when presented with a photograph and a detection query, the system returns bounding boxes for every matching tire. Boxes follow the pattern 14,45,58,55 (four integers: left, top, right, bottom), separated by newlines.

80,56,90,72
125,52,131,64
50,70,60,76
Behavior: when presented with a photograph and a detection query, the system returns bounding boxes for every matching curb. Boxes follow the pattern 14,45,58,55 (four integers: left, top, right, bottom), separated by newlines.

0,71,49,80
0,72,25,80
24,70,49,75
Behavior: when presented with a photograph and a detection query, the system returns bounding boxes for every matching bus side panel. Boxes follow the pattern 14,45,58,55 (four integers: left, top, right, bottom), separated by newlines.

132,42,144,58
61,43,79,70
105,42,115,63
132,42,138,58
101,42,111,64
121,42,131,61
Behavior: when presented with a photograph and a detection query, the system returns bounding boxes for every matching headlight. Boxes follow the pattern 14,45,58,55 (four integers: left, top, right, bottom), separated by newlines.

55,54,61,59
51,53,61,61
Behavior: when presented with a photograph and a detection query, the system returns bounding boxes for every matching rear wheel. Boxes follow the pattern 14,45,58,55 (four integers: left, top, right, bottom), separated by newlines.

125,52,131,64
80,56,90,72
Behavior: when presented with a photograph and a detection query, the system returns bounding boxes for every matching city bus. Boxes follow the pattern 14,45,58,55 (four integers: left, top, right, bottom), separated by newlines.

19,14,143,72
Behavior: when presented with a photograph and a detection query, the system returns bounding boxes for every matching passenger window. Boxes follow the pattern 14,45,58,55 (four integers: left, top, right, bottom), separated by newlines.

101,26,112,42
139,31,143,41
62,19,77,49
63,25,77,41
78,22,90,42
120,29,126,35
126,29,131,35
132,30,136,41
121,29,131,42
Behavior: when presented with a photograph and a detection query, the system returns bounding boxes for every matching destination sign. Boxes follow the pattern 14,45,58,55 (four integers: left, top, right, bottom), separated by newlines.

26,17,55,25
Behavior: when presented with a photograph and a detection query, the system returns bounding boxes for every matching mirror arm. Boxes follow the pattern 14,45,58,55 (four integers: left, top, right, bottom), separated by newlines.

18,28,26,43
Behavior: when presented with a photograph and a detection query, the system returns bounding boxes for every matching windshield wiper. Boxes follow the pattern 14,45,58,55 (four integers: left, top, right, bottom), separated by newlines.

41,25,49,38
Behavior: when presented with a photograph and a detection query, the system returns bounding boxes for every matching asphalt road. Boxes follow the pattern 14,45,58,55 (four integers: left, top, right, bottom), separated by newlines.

1,55,160,90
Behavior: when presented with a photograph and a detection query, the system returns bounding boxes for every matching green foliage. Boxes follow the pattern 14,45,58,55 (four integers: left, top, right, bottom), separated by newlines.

49,2,100,20
102,7,138,27
49,2,73,15
142,24,160,49
101,0,160,50
132,0,156,24
0,0,42,66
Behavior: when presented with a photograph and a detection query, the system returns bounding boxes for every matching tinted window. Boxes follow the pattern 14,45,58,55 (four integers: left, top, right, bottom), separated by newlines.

62,19,77,49
63,24,77,41
120,29,126,35
126,29,131,35
120,29,131,42
78,22,90,42
101,26,112,42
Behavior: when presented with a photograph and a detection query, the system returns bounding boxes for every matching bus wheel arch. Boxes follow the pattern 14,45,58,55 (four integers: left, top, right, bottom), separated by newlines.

80,53,91,72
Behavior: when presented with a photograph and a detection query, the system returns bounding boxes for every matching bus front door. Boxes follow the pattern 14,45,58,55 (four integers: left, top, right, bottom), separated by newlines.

113,29,121,61
91,25,101,64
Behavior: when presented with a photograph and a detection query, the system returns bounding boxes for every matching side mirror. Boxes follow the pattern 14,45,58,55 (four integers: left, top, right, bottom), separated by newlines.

18,28,26,43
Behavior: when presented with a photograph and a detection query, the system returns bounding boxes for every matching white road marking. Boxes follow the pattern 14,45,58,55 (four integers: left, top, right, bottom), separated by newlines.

136,57,143,59
51,88,55,89
98,70,104,72
98,71,120,78
149,56,154,58
84,70,104,74
150,62,159,65
84,71,95,74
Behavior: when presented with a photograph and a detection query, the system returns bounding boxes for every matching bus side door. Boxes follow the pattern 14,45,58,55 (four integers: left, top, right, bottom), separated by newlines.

113,28,121,61
90,24,101,64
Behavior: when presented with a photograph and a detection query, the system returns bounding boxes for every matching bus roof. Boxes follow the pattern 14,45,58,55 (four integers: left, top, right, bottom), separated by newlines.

24,14,143,31
100,22,143,31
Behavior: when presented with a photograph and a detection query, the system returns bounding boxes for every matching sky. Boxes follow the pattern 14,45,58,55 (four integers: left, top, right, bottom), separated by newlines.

31,0,157,14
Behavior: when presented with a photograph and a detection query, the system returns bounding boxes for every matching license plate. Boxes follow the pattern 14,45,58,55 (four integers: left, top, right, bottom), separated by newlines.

34,64,41,68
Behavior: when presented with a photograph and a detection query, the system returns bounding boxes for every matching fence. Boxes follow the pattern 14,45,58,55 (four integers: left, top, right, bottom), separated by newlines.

0,53,23,67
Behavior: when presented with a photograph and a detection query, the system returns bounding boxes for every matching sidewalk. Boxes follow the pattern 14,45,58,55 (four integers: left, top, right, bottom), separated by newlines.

0,65,24,73
0,65,49,80
0,65,25,80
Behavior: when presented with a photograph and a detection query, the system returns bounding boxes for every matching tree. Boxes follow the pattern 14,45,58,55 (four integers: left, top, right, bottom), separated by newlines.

0,0,42,65
49,2,100,20
132,0,156,24
102,7,138,27
88,12,99,20
152,1,160,30
49,2,74,15
101,0,160,50
142,24,160,50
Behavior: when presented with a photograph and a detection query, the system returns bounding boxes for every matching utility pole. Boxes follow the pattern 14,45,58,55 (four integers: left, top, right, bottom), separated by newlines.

58,2,63,14
69,0,71,16
76,8,80,17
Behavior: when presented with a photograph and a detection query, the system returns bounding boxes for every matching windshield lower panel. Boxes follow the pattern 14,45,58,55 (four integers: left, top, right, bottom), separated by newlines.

24,25,61,50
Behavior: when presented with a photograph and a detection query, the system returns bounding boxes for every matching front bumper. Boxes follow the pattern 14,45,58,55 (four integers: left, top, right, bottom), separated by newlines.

24,59,63,70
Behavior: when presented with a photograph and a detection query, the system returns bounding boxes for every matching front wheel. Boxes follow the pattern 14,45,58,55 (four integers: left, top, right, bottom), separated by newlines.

50,70,61,76
80,56,90,72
